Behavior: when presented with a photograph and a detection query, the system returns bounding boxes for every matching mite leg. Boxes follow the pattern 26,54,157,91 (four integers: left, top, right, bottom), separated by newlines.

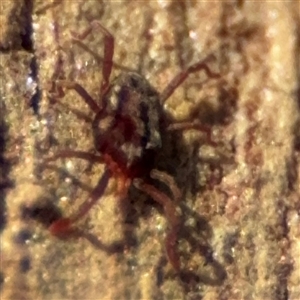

43,150,103,164
35,0,62,15
166,121,217,147
150,169,181,203
43,150,103,182
133,179,181,272
53,80,100,113
49,169,111,237
160,54,220,104
55,101,93,123
72,39,136,73
71,20,114,96
115,175,131,200
47,59,100,114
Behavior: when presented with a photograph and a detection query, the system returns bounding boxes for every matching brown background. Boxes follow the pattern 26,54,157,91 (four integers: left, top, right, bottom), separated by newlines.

1,1,300,299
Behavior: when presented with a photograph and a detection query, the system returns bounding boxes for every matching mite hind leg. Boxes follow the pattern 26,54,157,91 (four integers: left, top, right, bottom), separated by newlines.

133,178,182,272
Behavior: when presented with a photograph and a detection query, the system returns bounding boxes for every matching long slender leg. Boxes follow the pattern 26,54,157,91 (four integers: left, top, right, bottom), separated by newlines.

55,80,100,113
64,105,93,122
133,178,181,272
71,20,114,96
43,164,94,194
47,59,100,115
150,169,181,203
43,150,103,191
72,39,136,73
43,150,103,164
35,0,62,15
160,54,220,104
167,121,217,147
49,169,111,237
51,100,93,123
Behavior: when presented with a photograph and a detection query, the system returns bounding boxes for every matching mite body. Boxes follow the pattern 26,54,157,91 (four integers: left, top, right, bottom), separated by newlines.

93,72,163,176
45,21,219,272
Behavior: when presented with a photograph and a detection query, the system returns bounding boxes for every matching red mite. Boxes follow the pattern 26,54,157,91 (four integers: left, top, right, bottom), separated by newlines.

45,21,219,272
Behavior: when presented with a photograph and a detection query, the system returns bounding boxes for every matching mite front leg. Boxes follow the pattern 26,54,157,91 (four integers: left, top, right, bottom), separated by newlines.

71,20,114,97
55,80,100,113
160,53,220,104
49,169,111,237
133,178,181,272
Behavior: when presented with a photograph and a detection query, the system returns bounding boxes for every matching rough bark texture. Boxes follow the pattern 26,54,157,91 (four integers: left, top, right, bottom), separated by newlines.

1,1,300,299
